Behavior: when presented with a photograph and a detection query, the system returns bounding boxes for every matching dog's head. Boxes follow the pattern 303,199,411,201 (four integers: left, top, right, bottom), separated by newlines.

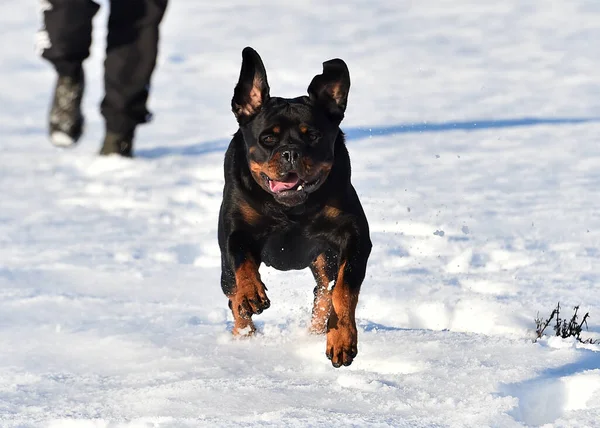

232,47,350,207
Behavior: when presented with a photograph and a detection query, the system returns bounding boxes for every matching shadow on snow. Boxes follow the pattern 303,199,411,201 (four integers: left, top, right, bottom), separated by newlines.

136,116,600,159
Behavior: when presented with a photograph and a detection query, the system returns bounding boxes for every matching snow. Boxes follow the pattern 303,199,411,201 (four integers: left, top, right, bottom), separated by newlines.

2,0,600,426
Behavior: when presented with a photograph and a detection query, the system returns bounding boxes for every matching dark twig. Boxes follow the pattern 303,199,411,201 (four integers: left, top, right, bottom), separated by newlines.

534,302,599,344
535,304,558,339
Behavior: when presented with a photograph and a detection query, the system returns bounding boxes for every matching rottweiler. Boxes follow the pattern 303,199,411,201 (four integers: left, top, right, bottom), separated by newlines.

218,47,372,367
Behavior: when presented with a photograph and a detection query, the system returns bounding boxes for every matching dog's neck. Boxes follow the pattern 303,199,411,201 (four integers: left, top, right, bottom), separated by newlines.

286,204,306,216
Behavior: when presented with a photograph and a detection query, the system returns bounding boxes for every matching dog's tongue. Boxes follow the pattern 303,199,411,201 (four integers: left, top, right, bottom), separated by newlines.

269,174,300,193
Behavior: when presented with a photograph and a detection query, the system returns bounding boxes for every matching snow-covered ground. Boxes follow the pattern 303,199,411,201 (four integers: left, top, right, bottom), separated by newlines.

2,1,600,426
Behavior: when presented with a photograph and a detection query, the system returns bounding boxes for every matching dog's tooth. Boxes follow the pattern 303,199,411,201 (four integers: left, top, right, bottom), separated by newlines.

297,185,303,191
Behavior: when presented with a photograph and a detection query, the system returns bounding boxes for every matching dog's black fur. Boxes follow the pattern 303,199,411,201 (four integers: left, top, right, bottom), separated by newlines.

218,47,371,367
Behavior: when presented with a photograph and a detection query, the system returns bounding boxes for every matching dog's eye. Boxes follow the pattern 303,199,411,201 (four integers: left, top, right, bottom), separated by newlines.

308,132,321,143
262,135,278,146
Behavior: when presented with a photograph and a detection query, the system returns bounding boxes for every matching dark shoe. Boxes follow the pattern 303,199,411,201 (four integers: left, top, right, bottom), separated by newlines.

99,129,135,157
49,71,85,147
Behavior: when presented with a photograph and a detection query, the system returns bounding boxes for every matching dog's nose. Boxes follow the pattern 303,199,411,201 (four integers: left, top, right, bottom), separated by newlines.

281,149,300,166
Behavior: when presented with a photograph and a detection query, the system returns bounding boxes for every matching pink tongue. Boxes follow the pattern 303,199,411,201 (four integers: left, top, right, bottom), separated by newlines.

269,174,300,193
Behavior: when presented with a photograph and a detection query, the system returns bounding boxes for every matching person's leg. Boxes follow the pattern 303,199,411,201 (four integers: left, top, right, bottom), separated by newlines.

37,0,100,146
100,0,169,157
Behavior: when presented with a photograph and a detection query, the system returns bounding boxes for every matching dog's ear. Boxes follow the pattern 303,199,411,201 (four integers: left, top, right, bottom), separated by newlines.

232,47,270,124
308,58,350,121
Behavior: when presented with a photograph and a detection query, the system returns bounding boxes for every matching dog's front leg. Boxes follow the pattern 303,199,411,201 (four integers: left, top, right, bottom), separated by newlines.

221,231,270,336
309,250,339,334
326,228,371,367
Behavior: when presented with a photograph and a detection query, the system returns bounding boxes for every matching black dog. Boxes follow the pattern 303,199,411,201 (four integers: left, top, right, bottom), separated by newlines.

218,47,371,367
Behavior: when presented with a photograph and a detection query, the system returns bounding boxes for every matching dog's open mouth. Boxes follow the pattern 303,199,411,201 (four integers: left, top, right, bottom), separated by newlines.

262,172,320,194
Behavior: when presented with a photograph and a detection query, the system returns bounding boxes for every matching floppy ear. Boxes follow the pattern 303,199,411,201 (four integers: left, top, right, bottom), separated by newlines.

307,58,350,120
232,47,270,124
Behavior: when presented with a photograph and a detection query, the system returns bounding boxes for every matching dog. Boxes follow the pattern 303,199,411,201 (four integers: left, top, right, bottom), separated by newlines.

218,47,371,367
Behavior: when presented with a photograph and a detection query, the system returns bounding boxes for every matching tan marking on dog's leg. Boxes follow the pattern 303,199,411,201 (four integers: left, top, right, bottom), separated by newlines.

229,258,270,336
326,261,359,367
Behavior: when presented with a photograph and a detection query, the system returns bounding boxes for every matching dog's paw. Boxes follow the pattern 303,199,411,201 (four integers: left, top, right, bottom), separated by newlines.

230,281,270,320
232,318,256,337
326,314,358,368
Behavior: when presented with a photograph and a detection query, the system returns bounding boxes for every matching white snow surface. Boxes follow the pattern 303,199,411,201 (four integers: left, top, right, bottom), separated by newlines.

3,1,600,426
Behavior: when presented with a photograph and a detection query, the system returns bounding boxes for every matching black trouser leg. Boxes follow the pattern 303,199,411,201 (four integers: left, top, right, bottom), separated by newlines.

38,0,100,77
101,0,169,135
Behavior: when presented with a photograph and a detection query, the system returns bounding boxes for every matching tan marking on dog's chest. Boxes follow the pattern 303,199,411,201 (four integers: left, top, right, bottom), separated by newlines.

238,199,261,226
